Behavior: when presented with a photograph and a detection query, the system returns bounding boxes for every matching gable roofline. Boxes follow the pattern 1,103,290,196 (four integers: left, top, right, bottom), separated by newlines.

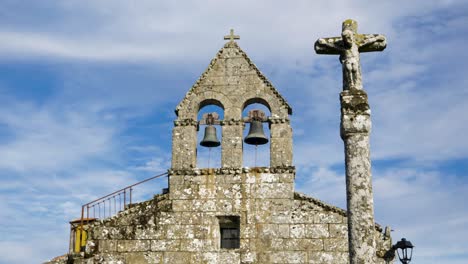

294,192,383,232
175,41,292,116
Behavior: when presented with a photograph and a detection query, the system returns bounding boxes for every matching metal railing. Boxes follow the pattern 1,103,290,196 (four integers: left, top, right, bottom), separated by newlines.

78,171,168,251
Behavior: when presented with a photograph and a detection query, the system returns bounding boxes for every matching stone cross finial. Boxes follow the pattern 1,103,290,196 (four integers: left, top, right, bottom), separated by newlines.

315,19,386,90
224,29,240,42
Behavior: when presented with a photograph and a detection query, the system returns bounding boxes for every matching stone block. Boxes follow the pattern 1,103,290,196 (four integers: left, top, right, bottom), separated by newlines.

314,212,343,224
241,251,256,263
269,251,307,263
191,252,218,264
272,224,287,239
308,252,348,264
165,224,184,239
170,184,198,200
197,185,217,199
240,224,256,239
259,173,280,183
180,238,206,251
305,224,329,239
324,238,348,252
279,173,295,183
253,183,293,199
134,225,165,240
151,239,181,251
329,224,348,238
257,224,278,239
192,199,216,211
290,224,306,238
123,252,163,264
156,212,177,225
163,252,192,264
269,211,292,224
169,175,184,185
216,183,242,199
116,240,150,252
219,251,241,263
216,199,233,212
172,200,191,211
97,240,117,253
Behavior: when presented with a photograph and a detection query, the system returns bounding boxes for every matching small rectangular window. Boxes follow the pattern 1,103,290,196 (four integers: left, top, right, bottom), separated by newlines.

218,216,240,249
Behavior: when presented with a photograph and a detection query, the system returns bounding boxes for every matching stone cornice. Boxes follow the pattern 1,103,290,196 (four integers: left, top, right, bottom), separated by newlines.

168,166,296,176
269,117,290,124
219,119,243,126
173,119,198,127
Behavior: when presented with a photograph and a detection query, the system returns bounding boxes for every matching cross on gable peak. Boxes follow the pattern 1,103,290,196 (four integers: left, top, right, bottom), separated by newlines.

224,29,240,42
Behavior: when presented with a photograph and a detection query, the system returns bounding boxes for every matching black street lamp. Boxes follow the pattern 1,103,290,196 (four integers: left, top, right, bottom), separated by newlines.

393,238,414,264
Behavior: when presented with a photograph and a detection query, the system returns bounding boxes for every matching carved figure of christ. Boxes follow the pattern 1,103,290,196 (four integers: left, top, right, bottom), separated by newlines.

315,20,386,90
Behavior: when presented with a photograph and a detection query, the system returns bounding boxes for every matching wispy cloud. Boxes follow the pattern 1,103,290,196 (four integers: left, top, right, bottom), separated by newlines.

0,1,467,264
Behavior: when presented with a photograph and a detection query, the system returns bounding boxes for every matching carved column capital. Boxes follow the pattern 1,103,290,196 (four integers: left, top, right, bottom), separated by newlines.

340,90,371,139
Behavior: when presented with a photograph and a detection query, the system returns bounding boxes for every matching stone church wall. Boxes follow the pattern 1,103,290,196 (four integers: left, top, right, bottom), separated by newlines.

73,168,391,264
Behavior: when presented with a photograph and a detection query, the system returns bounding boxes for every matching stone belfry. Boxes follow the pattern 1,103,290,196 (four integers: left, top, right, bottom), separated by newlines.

171,29,293,171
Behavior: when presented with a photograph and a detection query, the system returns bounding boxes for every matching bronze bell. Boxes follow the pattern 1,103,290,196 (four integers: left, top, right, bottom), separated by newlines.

200,125,221,148
244,120,268,145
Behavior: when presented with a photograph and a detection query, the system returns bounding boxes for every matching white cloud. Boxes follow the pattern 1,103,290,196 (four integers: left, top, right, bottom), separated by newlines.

0,103,116,172
0,0,462,63
373,168,468,263
0,1,467,263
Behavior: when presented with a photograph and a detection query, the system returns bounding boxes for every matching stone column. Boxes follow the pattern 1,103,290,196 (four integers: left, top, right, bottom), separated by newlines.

221,119,243,168
269,118,293,167
171,118,198,170
340,89,376,263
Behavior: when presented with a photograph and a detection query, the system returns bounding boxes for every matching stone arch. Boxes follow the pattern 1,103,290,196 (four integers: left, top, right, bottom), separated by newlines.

242,97,271,114
241,95,286,118
198,98,225,118
179,92,231,120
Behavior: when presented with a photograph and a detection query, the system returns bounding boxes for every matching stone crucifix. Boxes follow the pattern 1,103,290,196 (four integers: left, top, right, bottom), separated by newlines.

315,19,386,90
315,20,387,264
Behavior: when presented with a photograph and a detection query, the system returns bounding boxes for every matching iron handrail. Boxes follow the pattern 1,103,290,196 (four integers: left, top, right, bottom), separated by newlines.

82,172,168,207
78,171,168,251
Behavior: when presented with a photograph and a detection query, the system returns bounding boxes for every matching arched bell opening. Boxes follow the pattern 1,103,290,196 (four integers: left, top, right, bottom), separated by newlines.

242,103,271,168
197,104,224,168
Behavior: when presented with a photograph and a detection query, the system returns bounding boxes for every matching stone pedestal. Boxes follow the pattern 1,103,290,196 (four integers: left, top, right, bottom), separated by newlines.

340,90,376,263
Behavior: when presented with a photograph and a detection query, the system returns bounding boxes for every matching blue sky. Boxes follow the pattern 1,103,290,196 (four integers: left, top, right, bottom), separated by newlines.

0,1,467,263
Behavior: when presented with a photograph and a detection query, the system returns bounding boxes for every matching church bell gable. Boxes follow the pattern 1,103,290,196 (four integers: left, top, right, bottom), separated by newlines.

172,37,293,170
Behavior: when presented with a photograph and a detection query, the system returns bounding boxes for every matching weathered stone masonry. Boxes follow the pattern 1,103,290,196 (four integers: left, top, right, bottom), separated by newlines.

61,34,392,264
80,172,391,263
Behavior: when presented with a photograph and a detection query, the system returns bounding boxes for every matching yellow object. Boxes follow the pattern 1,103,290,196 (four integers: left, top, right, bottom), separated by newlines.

69,218,96,253
74,227,87,253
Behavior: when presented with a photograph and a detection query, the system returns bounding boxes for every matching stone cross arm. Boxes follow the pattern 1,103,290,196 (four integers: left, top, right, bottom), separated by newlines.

314,19,386,91
315,33,386,55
